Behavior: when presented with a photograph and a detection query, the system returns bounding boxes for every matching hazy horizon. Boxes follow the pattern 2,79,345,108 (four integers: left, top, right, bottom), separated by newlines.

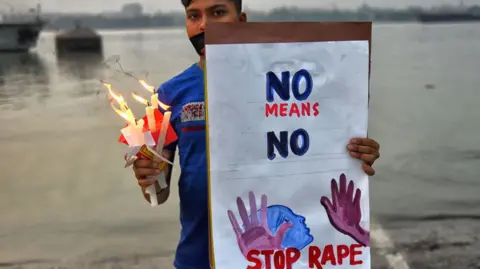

6,0,478,13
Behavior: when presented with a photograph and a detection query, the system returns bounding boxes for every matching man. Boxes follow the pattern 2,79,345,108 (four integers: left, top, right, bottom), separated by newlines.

132,0,381,268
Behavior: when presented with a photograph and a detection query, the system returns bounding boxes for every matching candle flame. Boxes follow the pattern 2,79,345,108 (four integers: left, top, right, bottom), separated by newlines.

138,79,170,111
156,97,170,111
104,83,126,106
139,80,155,93
110,102,132,122
132,92,149,106
103,82,136,124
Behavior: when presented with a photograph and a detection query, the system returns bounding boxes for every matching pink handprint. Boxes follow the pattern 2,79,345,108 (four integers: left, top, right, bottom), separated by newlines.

227,191,292,257
320,174,370,247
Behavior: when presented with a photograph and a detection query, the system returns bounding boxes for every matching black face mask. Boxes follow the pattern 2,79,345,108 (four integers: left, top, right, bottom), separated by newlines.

189,32,205,56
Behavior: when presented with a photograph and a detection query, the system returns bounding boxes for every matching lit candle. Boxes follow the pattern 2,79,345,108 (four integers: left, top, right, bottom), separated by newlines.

130,92,156,134
133,119,145,145
155,110,172,153
148,94,159,133
106,84,143,146
151,93,159,109
134,80,173,205
146,106,156,133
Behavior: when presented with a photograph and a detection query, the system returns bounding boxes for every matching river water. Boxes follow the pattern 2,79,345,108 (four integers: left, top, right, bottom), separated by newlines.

0,23,479,268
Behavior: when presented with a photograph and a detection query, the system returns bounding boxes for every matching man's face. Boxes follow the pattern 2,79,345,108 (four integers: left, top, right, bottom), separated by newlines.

185,0,246,56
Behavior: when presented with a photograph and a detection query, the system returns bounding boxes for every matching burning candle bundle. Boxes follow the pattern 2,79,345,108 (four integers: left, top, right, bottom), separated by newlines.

105,80,178,207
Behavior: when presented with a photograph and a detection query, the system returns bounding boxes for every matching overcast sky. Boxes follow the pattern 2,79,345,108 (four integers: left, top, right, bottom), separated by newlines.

9,0,478,13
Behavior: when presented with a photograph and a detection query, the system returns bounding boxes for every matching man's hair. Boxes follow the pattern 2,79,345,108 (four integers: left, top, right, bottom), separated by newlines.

181,0,242,13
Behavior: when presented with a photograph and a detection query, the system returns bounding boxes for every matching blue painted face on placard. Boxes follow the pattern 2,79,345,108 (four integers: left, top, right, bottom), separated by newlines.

248,205,314,250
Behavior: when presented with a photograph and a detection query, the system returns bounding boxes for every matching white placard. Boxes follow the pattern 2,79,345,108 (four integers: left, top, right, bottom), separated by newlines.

206,40,370,269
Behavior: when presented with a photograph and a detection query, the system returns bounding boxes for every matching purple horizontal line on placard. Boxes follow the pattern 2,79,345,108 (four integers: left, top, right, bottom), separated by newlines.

225,168,348,180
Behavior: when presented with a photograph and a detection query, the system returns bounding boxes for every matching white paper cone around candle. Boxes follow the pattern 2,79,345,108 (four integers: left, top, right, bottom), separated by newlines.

144,153,170,207
154,156,169,189
121,130,172,207
156,171,168,189
145,185,159,207
155,111,172,153
145,149,171,206
144,171,167,206
124,156,137,168
123,132,157,168
143,130,155,146
155,178,167,191
123,131,174,166
121,128,138,146
152,110,172,190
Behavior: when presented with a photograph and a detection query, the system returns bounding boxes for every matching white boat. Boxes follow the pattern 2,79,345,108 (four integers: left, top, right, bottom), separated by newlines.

0,4,45,52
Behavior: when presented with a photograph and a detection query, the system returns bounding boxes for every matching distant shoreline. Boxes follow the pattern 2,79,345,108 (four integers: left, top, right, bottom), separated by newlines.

40,20,479,33
42,25,185,33
39,5,480,31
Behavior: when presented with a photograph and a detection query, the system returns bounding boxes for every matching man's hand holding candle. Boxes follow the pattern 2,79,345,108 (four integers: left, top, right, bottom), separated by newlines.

133,158,172,205
131,84,174,202
105,80,178,207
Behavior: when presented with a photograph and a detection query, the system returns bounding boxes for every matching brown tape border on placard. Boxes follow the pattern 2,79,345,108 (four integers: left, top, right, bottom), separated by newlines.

205,21,372,74
205,22,371,44
204,21,372,269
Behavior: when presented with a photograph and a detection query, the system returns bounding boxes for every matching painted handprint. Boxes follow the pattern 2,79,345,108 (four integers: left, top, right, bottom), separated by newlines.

227,191,292,257
320,173,370,247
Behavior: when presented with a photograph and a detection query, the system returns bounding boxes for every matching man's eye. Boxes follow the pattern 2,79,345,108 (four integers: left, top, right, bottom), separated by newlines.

213,10,226,16
188,14,200,20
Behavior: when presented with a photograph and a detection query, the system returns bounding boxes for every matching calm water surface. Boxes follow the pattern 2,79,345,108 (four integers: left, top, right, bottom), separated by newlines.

0,24,479,268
